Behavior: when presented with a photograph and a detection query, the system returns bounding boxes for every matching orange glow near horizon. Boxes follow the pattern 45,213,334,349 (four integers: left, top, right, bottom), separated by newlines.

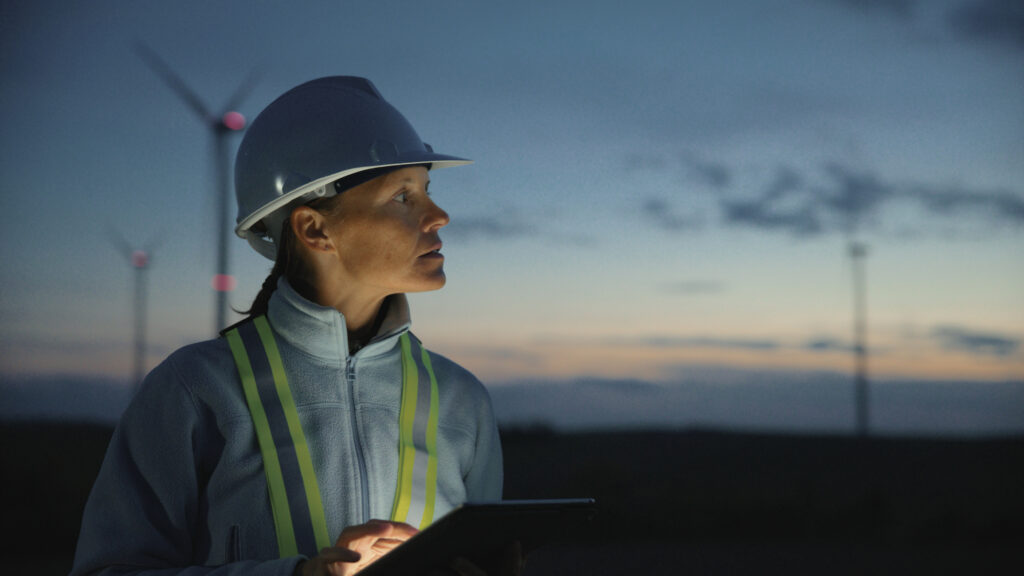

432,337,1024,385
2,332,1021,386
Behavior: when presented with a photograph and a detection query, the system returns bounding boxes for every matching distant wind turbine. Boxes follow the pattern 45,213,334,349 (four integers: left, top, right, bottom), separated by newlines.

849,240,869,437
133,41,260,334
108,229,163,390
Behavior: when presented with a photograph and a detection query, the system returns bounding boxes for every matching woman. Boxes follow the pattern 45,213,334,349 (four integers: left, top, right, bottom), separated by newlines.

71,77,510,576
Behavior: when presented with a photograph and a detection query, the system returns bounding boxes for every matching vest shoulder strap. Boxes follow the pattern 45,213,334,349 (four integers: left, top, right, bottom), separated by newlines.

225,318,442,558
225,316,330,558
392,332,441,529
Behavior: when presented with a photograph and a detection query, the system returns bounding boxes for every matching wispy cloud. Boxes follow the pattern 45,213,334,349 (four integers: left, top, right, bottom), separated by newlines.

444,213,534,240
680,152,732,191
931,325,1021,357
906,183,1024,224
716,162,1023,238
803,336,859,353
722,163,900,236
818,163,900,232
613,335,782,352
721,166,825,236
947,0,1024,50
642,197,704,232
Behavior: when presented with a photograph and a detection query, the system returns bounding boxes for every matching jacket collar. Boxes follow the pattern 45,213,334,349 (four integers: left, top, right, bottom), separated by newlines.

266,277,412,362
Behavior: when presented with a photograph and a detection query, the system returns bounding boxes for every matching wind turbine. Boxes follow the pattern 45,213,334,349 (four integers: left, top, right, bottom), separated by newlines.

849,240,869,437
133,41,259,334
108,229,162,390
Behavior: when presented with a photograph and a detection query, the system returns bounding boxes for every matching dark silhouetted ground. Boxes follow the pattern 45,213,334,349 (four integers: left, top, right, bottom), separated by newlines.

3,422,1022,574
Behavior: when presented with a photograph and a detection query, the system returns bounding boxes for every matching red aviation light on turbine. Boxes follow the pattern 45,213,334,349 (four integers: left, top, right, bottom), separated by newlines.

221,111,246,131
131,250,149,268
213,274,237,292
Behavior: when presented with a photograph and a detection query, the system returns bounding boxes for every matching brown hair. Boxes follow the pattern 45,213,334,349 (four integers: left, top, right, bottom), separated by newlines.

243,197,340,318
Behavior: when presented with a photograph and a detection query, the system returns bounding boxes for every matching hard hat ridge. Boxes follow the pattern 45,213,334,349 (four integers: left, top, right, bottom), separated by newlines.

233,76,471,260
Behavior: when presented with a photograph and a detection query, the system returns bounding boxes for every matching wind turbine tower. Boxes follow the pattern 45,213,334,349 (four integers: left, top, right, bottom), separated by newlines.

849,240,869,436
109,231,160,390
134,42,258,334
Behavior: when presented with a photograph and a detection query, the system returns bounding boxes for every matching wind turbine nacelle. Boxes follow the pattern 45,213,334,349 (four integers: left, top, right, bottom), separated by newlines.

221,111,246,131
131,250,149,268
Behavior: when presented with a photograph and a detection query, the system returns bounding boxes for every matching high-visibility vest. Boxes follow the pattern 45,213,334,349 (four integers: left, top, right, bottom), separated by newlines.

225,316,440,558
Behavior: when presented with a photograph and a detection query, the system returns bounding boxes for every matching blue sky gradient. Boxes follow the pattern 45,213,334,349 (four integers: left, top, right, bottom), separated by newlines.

1,0,1022,432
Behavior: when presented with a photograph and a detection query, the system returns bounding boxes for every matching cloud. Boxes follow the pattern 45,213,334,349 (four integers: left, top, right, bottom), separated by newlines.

947,0,1024,50
720,166,825,236
818,163,900,231
625,150,733,191
906,183,1024,224
444,213,533,239
615,335,782,352
931,326,1021,357
803,336,859,353
680,153,733,191
718,162,1024,237
641,197,704,232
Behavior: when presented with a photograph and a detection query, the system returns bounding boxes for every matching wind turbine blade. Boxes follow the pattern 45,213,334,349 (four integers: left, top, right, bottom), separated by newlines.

224,65,263,113
105,224,135,260
133,40,211,121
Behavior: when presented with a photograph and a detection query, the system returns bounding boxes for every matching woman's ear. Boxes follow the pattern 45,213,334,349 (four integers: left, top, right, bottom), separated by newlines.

290,206,333,253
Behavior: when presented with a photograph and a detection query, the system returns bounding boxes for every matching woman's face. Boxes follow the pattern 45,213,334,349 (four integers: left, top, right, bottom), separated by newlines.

323,166,450,298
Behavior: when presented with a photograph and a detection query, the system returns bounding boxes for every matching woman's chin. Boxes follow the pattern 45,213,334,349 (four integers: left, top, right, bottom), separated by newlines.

405,271,447,294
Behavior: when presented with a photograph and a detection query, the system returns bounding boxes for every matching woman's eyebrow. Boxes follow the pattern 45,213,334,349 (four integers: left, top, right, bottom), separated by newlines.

393,176,429,185
398,178,430,192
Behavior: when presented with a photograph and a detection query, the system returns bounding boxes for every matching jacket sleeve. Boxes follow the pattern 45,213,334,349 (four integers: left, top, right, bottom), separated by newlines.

69,355,302,576
463,383,504,503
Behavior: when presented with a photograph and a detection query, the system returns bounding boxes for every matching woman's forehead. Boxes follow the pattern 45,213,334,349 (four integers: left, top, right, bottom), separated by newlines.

380,165,430,187
337,166,430,205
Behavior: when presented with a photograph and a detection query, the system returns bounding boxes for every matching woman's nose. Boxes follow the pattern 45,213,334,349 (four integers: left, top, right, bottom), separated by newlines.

424,199,450,231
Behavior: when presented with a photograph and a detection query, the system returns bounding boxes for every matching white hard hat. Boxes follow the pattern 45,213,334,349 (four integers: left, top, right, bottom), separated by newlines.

234,76,471,259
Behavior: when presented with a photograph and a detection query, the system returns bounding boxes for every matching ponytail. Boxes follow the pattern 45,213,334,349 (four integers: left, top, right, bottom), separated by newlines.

243,212,319,318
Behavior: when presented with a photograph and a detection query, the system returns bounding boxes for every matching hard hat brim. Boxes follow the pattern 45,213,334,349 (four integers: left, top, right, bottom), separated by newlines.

235,156,471,260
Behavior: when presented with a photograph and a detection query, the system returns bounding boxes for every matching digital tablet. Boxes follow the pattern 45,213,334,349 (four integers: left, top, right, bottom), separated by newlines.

361,498,597,575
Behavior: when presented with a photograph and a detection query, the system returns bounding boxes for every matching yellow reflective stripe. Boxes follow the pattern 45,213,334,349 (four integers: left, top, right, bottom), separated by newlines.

254,317,332,553
226,327,297,558
393,334,417,522
391,333,418,523
419,344,440,529
390,333,441,529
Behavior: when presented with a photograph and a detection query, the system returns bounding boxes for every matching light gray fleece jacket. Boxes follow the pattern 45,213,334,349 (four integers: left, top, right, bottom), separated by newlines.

71,279,503,576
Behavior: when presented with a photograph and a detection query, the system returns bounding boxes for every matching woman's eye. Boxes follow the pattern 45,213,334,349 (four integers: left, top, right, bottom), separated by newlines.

393,191,408,203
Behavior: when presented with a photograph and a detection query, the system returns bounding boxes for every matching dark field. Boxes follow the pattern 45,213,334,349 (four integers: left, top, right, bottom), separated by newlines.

2,422,1021,574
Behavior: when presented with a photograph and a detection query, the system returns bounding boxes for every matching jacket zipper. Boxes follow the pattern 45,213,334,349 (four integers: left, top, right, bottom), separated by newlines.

346,357,371,522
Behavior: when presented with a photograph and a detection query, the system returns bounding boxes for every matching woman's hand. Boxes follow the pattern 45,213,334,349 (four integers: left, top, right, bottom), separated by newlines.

295,519,419,576
333,519,418,574
295,546,361,576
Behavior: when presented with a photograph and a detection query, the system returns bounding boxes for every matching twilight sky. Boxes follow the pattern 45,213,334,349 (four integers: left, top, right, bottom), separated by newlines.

1,1,1022,432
